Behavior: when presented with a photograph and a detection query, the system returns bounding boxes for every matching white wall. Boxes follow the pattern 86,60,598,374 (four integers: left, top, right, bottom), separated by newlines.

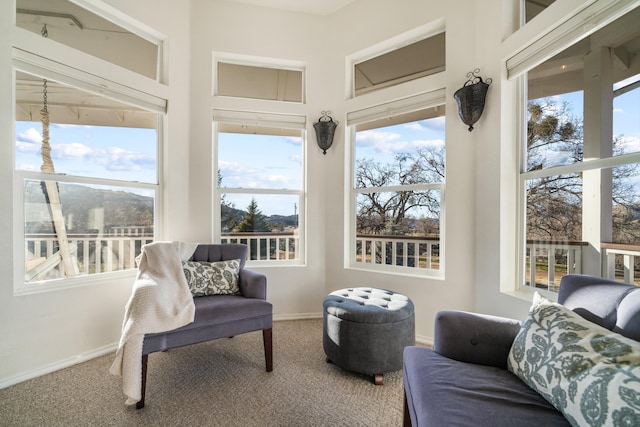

1,0,557,387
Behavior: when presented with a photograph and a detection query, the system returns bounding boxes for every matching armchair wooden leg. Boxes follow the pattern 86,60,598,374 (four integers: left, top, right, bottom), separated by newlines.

136,354,148,410
263,328,273,372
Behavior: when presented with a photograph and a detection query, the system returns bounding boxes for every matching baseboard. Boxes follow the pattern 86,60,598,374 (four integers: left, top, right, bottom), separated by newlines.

273,312,323,321
0,342,118,390
415,334,434,347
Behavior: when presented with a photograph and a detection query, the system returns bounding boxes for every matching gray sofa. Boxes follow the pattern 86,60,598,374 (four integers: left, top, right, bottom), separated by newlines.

403,275,640,426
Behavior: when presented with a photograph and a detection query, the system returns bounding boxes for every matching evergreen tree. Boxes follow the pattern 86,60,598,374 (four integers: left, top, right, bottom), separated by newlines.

234,198,272,232
219,170,239,232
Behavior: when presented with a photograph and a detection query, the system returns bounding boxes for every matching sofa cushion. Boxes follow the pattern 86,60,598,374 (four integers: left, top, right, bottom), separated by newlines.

403,346,569,427
182,259,241,296
508,293,640,427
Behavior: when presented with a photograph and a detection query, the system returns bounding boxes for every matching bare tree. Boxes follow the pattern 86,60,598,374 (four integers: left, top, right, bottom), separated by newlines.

526,98,640,243
355,145,444,235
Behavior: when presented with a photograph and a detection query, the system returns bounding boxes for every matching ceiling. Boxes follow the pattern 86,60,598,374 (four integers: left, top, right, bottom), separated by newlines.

222,0,356,16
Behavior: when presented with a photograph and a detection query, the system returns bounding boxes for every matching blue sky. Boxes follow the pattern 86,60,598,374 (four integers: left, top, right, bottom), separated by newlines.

14,80,637,217
15,122,157,183
530,80,640,168
355,116,446,162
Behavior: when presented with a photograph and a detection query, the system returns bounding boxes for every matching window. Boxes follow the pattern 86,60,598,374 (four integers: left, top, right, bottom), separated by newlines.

347,21,445,99
516,5,640,291
348,97,445,276
16,0,162,80
214,54,305,103
353,33,445,97
15,67,161,292
214,110,305,264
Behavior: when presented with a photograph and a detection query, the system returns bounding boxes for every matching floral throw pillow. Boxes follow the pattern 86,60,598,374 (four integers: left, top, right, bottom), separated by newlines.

182,259,241,296
207,259,241,295
507,292,640,427
182,261,213,297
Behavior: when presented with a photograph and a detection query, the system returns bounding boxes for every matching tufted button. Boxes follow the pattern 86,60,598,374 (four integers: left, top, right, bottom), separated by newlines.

324,287,414,323
470,338,478,346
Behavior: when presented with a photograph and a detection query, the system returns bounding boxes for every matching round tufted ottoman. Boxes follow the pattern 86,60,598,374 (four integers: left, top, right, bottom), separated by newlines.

322,287,415,385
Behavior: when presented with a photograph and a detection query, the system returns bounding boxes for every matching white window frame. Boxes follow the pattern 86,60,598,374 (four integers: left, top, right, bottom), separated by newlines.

12,54,165,296
346,90,447,278
212,109,307,267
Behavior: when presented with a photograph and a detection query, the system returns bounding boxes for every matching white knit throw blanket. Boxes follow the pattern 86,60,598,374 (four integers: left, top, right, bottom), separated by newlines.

109,241,198,405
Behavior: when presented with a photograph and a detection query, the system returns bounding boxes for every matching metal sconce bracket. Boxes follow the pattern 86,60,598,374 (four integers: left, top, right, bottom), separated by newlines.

313,111,338,155
454,69,492,132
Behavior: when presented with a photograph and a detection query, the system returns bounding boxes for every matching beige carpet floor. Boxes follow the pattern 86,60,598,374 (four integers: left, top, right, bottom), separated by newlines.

0,319,405,426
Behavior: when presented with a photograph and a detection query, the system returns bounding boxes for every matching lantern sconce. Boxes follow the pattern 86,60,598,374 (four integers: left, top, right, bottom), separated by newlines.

313,111,338,155
453,69,492,132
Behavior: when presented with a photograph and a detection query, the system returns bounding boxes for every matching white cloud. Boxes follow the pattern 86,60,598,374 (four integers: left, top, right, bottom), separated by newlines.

17,127,42,144
405,123,425,131
356,130,402,154
16,141,40,153
285,136,303,145
52,142,93,159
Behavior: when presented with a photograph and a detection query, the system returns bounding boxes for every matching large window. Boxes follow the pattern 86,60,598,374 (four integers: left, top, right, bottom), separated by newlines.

349,101,445,276
214,111,305,264
517,5,640,291
15,68,161,291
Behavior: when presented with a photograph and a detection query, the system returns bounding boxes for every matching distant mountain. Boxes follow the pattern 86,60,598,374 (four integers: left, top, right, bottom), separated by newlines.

266,214,298,227
25,182,299,235
24,181,153,234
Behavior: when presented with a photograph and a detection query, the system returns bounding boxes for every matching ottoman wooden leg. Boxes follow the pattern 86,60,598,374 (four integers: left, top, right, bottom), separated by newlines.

374,373,383,385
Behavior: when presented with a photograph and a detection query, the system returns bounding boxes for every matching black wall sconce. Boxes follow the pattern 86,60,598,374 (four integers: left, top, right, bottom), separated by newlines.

313,111,338,155
453,69,492,132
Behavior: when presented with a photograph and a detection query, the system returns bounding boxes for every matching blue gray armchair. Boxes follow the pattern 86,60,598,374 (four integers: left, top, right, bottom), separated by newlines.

138,243,272,409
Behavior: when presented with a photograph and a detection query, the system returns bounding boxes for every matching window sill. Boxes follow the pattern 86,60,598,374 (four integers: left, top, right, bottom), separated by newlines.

500,286,559,304
347,264,444,281
14,269,137,296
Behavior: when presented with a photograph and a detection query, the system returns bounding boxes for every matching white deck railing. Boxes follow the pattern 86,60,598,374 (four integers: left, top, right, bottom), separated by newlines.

25,233,153,282
24,233,640,286
221,232,299,261
355,234,440,270
526,240,587,291
601,243,640,285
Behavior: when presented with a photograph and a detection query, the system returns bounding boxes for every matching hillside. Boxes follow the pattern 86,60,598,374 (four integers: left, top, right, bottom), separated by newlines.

25,182,297,234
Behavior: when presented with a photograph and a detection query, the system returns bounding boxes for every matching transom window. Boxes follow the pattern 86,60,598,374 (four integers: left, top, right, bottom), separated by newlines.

16,0,162,80
353,32,445,97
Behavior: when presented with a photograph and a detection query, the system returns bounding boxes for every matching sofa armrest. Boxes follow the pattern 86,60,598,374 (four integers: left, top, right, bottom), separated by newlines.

433,310,522,369
239,269,267,299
